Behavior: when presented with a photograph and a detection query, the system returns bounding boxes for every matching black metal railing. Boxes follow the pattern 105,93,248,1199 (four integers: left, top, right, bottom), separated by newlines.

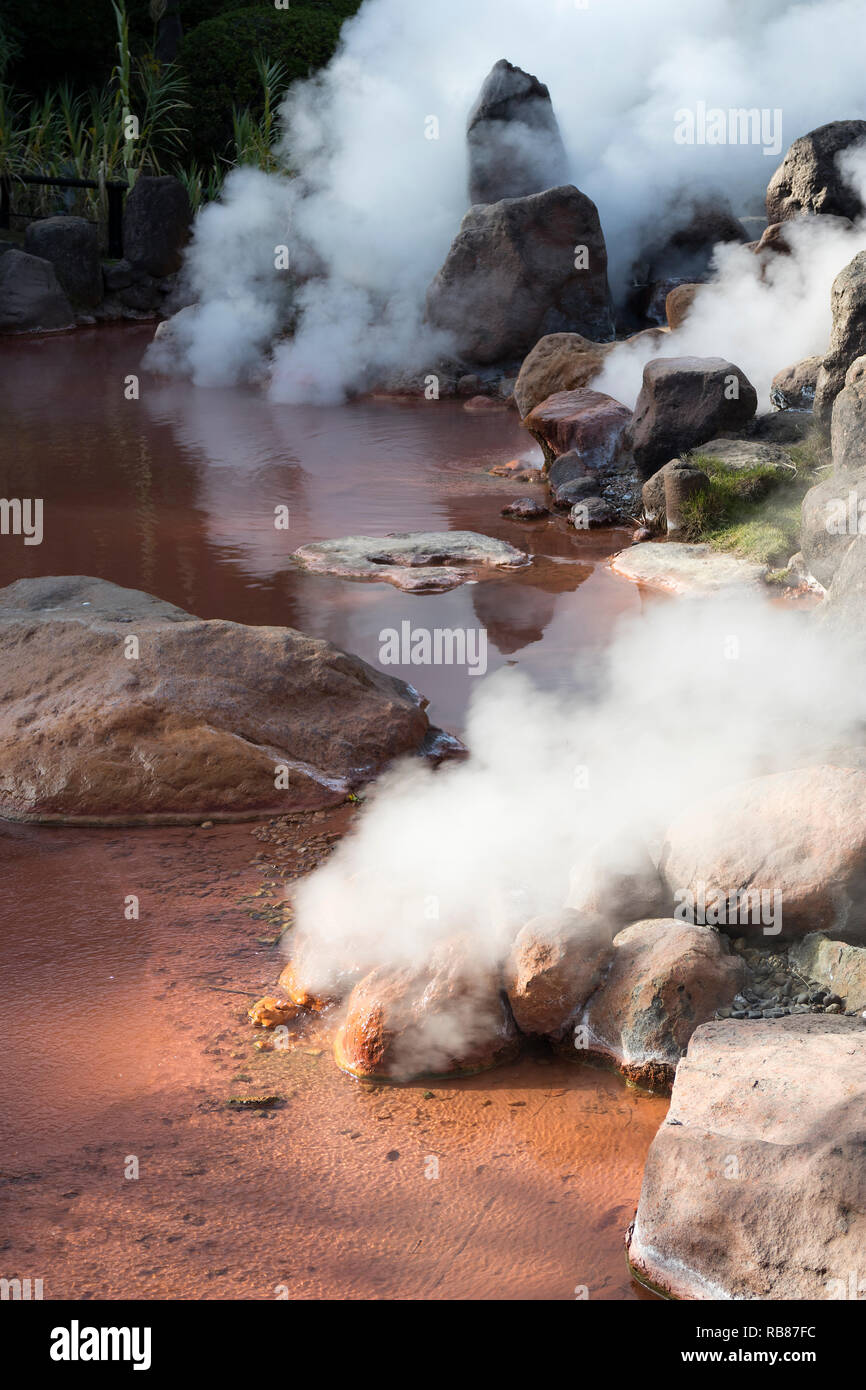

0,173,127,259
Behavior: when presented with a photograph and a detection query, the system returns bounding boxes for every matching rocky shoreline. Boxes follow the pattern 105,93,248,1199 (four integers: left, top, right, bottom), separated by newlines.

7,48,866,1306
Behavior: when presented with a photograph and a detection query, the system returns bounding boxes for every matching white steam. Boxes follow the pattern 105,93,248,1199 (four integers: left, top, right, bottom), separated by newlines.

292,594,866,997
596,194,866,407
151,0,866,402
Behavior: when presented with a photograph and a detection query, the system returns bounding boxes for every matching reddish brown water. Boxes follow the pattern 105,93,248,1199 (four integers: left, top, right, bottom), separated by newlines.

0,326,666,1300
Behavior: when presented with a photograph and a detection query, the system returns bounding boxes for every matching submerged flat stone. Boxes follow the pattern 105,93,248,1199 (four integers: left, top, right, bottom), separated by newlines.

293,531,529,592
610,541,767,595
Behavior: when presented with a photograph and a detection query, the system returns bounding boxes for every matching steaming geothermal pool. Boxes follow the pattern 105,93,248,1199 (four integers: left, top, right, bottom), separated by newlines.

0,326,668,1299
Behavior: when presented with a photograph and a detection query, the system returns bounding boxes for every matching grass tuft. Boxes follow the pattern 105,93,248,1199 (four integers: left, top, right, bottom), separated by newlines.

677,442,823,567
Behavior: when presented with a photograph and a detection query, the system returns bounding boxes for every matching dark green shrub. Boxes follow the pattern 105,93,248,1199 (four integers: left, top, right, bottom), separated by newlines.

178,4,356,161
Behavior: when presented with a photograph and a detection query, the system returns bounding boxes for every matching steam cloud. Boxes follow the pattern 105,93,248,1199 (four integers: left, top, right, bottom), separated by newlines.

293,596,866,998
151,0,866,404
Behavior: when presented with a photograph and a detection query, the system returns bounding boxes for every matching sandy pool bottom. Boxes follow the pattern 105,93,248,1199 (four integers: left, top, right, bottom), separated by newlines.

0,811,666,1301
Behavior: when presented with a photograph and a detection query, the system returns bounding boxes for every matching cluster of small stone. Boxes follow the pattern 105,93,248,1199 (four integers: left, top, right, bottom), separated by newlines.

717,942,853,1020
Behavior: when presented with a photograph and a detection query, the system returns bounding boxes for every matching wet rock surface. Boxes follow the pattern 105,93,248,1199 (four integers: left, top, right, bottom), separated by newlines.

501,496,549,520
627,1015,866,1299
522,387,632,468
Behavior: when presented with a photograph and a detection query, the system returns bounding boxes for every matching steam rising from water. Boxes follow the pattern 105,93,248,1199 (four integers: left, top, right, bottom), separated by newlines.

152,0,866,403
293,596,866,996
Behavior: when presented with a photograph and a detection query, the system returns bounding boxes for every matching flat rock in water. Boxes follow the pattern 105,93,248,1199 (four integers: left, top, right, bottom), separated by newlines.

627,1016,866,1299
293,531,529,592
610,542,767,595
0,575,439,823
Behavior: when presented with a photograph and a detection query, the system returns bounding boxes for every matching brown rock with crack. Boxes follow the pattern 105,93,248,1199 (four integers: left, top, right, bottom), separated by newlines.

575,919,744,1093
627,1015,866,1299
504,910,612,1038
660,765,866,943
522,387,631,467
0,575,438,823
334,941,519,1081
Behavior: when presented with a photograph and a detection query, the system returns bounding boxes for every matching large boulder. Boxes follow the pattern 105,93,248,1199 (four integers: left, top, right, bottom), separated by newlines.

627,1016,866,1299
821,532,866,641
766,120,866,224
23,216,102,309
800,468,865,587
504,910,612,1038
0,575,441,823
629,356,758,475
575,920,745,1092
466,59,569,207
0,249,74,332
660,765,866,943
122,174,192,277
522,387,631,468
425,185,615,365
829,353,866,472
334,941,519,1081
513,327,666,417
814,252,866,426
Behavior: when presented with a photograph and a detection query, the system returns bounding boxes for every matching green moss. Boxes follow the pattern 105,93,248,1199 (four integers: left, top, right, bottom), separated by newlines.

677,446,821,567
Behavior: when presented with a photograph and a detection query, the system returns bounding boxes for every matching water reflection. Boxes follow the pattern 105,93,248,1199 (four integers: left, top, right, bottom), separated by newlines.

0,325,642,731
